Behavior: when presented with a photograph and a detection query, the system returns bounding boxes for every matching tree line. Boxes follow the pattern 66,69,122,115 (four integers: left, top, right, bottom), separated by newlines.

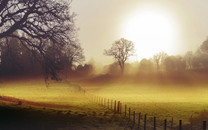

1,0,208,82
104,37,208,75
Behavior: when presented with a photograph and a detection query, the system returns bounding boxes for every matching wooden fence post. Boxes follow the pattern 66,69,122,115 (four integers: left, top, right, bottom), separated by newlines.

99,97,100,105
114,100,116,112
144,114,147,130
179,120,182,130
138,113,141,129
171,117,173,130
111,99,113,109
125,104,127,117
104,98,105,106
117,101,120,113
120,103,122,114
154,117,156,130
133,111,136,123
164,119,167,130
129,107,131,121
190,116,192,130
203,120,206,130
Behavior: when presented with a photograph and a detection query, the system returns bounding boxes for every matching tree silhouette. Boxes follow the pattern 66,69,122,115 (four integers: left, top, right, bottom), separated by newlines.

0,0,78,80
104,38,135,74
153,52,168,71
192,38,208,69
184,51,193,70
139,58,154,74
63,43,85,79
200,38,208,54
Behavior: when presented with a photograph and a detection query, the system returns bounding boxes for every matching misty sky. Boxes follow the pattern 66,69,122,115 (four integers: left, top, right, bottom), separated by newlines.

71,0,208,66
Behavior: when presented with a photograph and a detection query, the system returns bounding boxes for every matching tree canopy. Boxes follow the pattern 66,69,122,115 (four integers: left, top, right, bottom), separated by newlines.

104,38,135,74
0,0,80,80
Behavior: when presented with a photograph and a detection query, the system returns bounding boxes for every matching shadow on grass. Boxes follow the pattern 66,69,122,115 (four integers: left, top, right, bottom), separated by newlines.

0,105,83,130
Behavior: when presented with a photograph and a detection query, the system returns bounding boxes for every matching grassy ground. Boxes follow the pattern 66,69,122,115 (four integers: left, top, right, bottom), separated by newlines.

83,83,208,130
0,100,135,130
1,77,208,130
0,78,136,130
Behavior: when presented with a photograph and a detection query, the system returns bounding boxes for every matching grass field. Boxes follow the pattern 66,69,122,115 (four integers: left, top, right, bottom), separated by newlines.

0,78,133,130
83,83,208,129
0,77,208,129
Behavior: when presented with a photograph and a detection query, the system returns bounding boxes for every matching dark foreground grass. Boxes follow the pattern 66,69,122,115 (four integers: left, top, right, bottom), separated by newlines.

0,105,81,130
0,101,133,130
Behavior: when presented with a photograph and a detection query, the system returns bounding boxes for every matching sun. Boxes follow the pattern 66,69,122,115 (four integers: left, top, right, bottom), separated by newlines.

122,7,179,61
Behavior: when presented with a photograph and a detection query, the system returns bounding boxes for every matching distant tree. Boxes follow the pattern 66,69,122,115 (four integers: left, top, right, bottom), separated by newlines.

64,44,85,70
104,38,135,74
0,0,77,80
63,43,85,79
153,52,168,71
184,51,193,70
105,62,120,75
163,56,186,72
192,38,208,69
200,38,208,54
139,58,154,73
0,36,22,74
0,33,41,75
75,64,93,77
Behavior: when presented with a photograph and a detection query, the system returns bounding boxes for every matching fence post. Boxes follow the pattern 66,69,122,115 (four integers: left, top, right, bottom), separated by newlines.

133,111,136,123
154,117,156,130
179,120,182,130
114,100,116,112
111,99,113,109
120,103,122,114
171,117,173,130
99,97,100,105
164,119,167,130
138,113,141,129
203,120,206,130
125,104,127,117
144,114,147,130
108,99,109,109
129,107,131,121
103,98,104,106
117,101,120,113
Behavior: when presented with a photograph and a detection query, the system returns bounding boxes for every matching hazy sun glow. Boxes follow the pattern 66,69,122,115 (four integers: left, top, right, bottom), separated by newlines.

122,7,179,60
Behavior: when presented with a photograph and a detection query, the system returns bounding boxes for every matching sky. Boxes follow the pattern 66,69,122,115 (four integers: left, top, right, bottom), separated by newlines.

71,0,208,66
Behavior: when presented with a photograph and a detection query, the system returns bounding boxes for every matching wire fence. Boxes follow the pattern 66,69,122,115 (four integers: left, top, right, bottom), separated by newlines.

91,96,207,130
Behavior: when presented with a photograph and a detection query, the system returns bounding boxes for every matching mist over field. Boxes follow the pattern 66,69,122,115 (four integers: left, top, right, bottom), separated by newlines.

1,0,208,130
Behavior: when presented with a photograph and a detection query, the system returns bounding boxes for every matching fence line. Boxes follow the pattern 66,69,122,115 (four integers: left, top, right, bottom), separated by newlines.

92,95,207,130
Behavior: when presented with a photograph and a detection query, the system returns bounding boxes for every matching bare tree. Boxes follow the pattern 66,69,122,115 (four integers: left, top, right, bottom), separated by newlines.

153,51,167,71
184,51,193,70
200,38,208,54
0,0,78,81
104,38,135,74
64,43,85,78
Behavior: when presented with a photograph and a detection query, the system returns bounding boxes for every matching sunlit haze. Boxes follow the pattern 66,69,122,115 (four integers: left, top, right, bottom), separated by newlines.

122,6,179,60
71,0,208,65
1,1,208,129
